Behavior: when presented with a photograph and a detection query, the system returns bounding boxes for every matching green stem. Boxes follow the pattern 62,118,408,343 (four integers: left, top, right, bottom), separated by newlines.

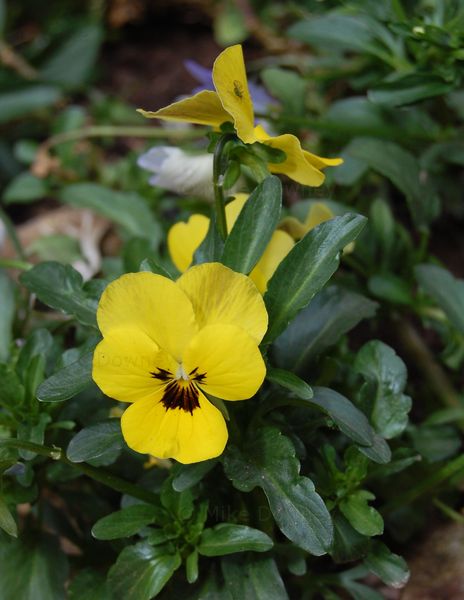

381,453,464,514
213,134,235,240
0,258,32,271
38,125,208,154
393,318,462,414
0,439,160,505
415,229,430,262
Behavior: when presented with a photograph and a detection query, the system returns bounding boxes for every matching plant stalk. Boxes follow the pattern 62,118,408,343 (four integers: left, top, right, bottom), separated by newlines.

36,125,209,152
212,134,235,240
0,258,33,271
0,439,160,505
381,453,464,514
393,317,462,413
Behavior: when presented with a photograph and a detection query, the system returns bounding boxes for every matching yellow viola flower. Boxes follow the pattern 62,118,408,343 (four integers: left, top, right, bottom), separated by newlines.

280,201,355,252
138,45,342,187
168,194,294,293
92,262,267,464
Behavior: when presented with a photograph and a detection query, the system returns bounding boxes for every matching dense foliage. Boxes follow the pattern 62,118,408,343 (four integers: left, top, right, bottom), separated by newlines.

1,1,464,598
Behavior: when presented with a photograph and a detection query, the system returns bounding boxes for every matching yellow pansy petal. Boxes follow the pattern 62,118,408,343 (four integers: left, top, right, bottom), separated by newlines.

177,262,268,344
121,391,228,463
255,125,343,178
264,135,325,186
303,150,343,170
97,273,197,362
137,90,231,128
225,193,249,231
305,202,335,230
250,230,294,293
168,214,209,273
212,45,256,144
183,324,266,401
278,216,308,240
93,329,177,403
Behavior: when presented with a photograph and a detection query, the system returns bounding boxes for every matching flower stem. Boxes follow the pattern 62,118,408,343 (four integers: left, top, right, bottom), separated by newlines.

0,439,160,505
213,134,235,241
36,125,209,152
381,453,464,514
393,317,462,412
0,258,33,271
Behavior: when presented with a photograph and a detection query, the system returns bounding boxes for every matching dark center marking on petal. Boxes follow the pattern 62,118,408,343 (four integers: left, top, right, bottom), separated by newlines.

151,367,172,381
189,366,207,384
161,380,200,414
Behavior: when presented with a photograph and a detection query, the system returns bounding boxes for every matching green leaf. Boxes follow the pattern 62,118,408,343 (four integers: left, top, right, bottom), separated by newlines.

139,258,174,279
415,264,464,334
355,341,411,439
3,172,48,204
287,13,394,58
363,542,409,588
339,491,384,537
16,329,53,380
334,152,369,186
266,367,313,400
0,498,17,537
59,183,160,242
186,550,199,584
18,413,51,460
0,271,15,362
342,580,384,600
161,479,194,521
68,569,113,600
330,512,369,563
223,426,333,555
310,387,375,447
410,424,461,462
222,176,281,274
214,0,248,46
273,286,377,372
261,68,306,116
369,198,396,261
67,420,124,464
28,234,81,264
108,542,181,600
123,238,152,273
193,212,224,265
348,138,437,228
263,214,367,343
198,524,273,556
92,504,162,540
40,24,103,89
368,74,454,107
323,98,388,138
37,351,94,403
358,434,392,465
368,274,413,305
20,262,101,327
0,534,68,600
0,364,25,409
172,459,218,492
221,555,288,600
0,86,62,124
